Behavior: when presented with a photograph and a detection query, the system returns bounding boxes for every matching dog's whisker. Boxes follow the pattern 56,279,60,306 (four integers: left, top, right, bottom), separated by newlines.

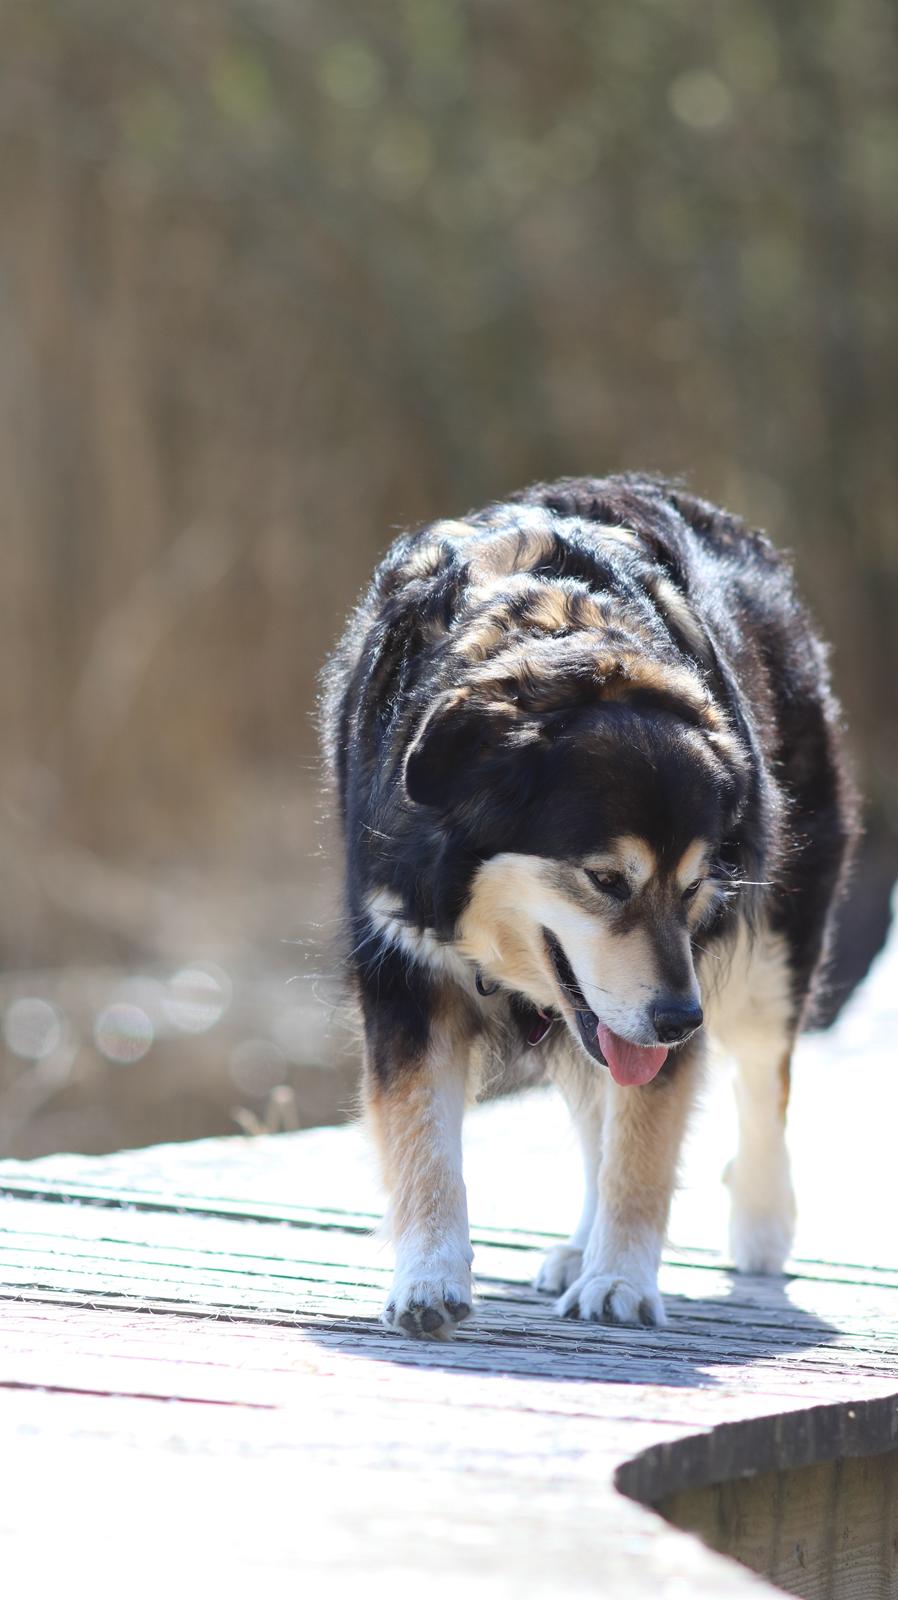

362,824,401,844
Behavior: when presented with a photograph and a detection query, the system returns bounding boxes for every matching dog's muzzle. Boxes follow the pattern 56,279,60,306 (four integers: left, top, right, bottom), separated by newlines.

543,929,697,1086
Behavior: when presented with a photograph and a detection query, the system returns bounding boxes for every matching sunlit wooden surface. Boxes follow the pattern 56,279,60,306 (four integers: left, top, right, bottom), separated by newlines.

1,913,896,1597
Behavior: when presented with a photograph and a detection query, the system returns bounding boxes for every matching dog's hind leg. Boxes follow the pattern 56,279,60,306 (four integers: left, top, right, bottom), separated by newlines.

533,1050,603,1294
363,978,477,1340
556,1042,705,1327
709,924,798,1275
727,1033,796,1274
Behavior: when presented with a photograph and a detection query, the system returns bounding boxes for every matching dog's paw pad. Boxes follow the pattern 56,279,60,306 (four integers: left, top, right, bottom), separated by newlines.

556,1271,666,1328
442,1289,471,1322
383,1274,472,1339
533,1244,583,1295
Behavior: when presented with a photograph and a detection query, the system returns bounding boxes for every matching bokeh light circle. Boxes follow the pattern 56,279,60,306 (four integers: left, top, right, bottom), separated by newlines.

3,998,63,1061
94,1002,154,1065
163,965,231,1033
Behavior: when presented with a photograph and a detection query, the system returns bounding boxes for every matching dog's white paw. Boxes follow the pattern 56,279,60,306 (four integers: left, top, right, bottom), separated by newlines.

556,1270,666,1327
382,1262,473,1339
533,1244,584,1295
729,1203,795,1275
727,1162,796,1275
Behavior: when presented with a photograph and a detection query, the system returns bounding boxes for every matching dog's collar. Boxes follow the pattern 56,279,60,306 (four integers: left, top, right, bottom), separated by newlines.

476,970,557,1047
526,1008,557,1047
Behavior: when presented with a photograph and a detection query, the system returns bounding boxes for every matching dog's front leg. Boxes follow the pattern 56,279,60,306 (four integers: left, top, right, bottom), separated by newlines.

557,1045,704,1327
365,1006,474,1340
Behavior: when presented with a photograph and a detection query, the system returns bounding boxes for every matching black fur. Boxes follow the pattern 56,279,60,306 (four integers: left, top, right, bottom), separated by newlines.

322,474,858,1058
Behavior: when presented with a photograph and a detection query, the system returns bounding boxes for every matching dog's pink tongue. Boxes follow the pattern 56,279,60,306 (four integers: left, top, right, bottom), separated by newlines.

597,1023,668,1086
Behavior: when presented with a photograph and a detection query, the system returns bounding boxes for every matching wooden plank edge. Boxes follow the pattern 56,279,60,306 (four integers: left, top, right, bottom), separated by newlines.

616,1390,898,1506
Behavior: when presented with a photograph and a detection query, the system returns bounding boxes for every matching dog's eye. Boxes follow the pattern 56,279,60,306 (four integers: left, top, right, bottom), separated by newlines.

584,870,631,902
682,880,703,902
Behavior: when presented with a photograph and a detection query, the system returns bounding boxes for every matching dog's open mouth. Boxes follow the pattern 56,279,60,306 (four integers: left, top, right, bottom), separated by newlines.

543,930,669,1087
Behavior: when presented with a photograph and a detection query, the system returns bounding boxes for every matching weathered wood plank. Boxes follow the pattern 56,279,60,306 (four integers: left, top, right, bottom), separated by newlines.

656,1448,898,1600
0,921,897,1596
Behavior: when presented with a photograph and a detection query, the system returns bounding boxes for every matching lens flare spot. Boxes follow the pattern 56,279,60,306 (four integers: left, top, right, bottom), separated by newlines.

164,965,231,1034
4,998,63,1061
94,1003,154,1065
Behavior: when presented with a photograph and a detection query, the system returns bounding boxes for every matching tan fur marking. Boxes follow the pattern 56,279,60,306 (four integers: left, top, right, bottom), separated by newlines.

456,855,557,1008
582,836,657,893
596,526,641,550
467,533,527,582
429,519,475,541
456,617,506,663
594,1040,703,1244
569,590,613,630
610,834,657,889
525,585,607,636
366,1030,474,1334
706,723,749,773
527,587,573,634
404,543,447,580
456,576,605,663
675,839,711,890
398,519,474,585
467,522,556,583
364,1001,475,1263
778,1051,791,1121
651,576,709,661
366,1066,466,1241
597,651,713,719
554,1034,706,1325
454,574,540,662
462,639,715,722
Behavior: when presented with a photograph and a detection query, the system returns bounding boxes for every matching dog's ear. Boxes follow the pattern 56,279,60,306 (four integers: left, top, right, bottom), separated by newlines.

403,690,533,809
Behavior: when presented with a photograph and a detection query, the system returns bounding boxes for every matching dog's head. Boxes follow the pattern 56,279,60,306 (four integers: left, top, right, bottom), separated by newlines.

403,639,752,1082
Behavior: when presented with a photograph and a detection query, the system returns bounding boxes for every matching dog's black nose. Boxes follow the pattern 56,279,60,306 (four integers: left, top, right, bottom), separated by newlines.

652,1001,704,1044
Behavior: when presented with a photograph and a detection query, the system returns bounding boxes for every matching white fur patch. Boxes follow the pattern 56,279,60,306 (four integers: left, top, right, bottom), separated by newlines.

704,922,794,1048
557,1190,669,1324
533,1053,603,1294
533,1243,585,1295
374,1027,474,1339
364,888,473,988
556,1257,667,1327
706,923,797,1275
384,1257,473,1339
727,1165,796,1276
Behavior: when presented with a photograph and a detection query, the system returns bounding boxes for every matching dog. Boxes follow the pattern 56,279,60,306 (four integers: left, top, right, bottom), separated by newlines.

321,474,857,1338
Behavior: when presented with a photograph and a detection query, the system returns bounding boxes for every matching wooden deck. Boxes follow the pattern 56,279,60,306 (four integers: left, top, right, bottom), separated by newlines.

1,947,897,1597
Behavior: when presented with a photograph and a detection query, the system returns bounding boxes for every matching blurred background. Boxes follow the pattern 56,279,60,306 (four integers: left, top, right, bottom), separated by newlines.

1,0,895,1157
